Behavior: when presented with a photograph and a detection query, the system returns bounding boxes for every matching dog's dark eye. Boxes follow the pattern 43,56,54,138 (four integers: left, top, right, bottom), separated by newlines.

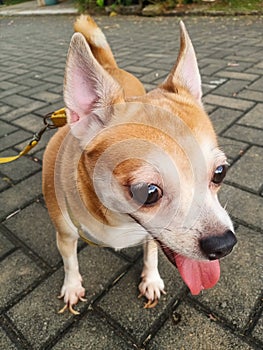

130,183,162,206
212,165,227,185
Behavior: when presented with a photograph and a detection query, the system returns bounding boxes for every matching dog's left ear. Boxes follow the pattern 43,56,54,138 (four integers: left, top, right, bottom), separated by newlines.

162,21,202,103
64,33,124,140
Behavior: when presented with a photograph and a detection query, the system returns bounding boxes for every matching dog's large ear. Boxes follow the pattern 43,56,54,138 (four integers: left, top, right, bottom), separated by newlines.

64,33,124,140
162,21,202,103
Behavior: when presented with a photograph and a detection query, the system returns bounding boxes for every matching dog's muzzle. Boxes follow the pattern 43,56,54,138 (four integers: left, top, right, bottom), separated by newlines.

199,230,237,260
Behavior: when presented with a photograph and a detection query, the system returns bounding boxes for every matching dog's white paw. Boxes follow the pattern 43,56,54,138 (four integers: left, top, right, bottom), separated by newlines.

58,275,86,315
138,272,166,308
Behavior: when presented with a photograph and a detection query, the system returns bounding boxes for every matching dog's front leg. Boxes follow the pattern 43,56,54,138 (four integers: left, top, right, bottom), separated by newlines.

138,238,166,308
57,231,86,315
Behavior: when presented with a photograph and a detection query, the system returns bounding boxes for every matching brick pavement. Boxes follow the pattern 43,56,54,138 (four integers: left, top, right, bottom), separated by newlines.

0,15,262,350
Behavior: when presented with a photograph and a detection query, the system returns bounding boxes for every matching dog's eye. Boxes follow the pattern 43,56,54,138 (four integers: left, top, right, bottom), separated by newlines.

130,183,162,206
212,165,227,185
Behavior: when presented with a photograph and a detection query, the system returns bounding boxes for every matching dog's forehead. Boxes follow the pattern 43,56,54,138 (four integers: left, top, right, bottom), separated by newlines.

111,96,218,156
87,94,219,179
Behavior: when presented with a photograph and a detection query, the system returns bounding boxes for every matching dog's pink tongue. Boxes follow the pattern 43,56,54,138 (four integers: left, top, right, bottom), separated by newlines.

175,255,220,295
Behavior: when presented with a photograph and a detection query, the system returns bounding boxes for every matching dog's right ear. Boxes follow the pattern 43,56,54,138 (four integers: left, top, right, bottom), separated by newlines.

161,21,202,104
64,33,124,140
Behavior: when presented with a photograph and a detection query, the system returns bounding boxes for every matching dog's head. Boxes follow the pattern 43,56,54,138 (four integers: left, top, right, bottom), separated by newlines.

62,21,236,294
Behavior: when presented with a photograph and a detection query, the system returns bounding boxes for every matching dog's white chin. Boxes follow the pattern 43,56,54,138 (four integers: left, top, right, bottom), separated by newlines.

160,244,220,295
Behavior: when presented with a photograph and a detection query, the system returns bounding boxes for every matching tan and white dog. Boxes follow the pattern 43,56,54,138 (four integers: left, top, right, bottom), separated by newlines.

43,15,237,314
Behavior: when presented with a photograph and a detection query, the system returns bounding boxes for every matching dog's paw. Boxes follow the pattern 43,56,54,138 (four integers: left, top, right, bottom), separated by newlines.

58,277,86,315
138,273,166,309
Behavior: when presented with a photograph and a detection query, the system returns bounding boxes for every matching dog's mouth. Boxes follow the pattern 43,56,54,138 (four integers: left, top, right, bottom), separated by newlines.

158,242,220,295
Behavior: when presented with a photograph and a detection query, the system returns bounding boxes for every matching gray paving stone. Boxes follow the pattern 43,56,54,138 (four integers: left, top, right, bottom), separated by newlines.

0,81,18,91
225,61,253,73
116,245,142,261
0,172,42,220
217,137,249,163
31,148,45,161
252,61,263,70
48,84,63,95
224,55,259,64
0,129,31,151
3,101,47,122
7,246,128,348
30,91,61,103
0,176,12,192
0,155,41,182
227,146,263,192
209,107,242,134
223,124,263,146
53,311,134,350
215,70,259,81
253,313,263,343
238,89,263,102
201,63,226,76
203,94,255,111
212,79,249,98
238,103,263,129
248,76,263,91
17,77,46,88
246,67,263,75
219,184,263,229
7,268,73,349
0,104,12,117
98,251,185,344
12,114,44,133
1,94,36,108
144,83,156,92
123,65,154,75
42,74,64,85
4,67,28,76
150,302,254,350
4,202,60,267
0,249,44,310
195,225,262,328
19,82,56,97
0,120,17,137
0,85,29,100
140,69,168,84
0,228,15,258
0,327,17,350
204,103,217,115
0,73,16,81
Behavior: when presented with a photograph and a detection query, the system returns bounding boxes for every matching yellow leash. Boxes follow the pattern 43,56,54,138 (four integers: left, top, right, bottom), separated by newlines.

0,108,67,164
0,108,102,248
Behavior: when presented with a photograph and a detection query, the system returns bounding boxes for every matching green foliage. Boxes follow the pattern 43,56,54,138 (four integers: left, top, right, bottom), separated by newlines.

73,0,262,12
208,0,263,11
75,0,97,12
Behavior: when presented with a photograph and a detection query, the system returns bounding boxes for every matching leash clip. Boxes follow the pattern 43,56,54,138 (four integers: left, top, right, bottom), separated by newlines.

43,112,60,130
30,124,49,145
0,108,67,164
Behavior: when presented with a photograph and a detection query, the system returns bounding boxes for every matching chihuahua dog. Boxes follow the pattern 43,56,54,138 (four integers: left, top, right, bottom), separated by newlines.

43,15,237,314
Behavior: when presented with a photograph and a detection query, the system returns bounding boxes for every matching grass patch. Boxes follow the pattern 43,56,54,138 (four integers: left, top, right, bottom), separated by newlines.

207,0,263,12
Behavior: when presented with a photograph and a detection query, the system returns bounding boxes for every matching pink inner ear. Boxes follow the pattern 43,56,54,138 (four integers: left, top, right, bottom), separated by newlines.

69,110,80,123
66,66,98,125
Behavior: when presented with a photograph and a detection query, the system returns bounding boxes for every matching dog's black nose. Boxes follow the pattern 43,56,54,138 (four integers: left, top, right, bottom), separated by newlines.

200,230,237,260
